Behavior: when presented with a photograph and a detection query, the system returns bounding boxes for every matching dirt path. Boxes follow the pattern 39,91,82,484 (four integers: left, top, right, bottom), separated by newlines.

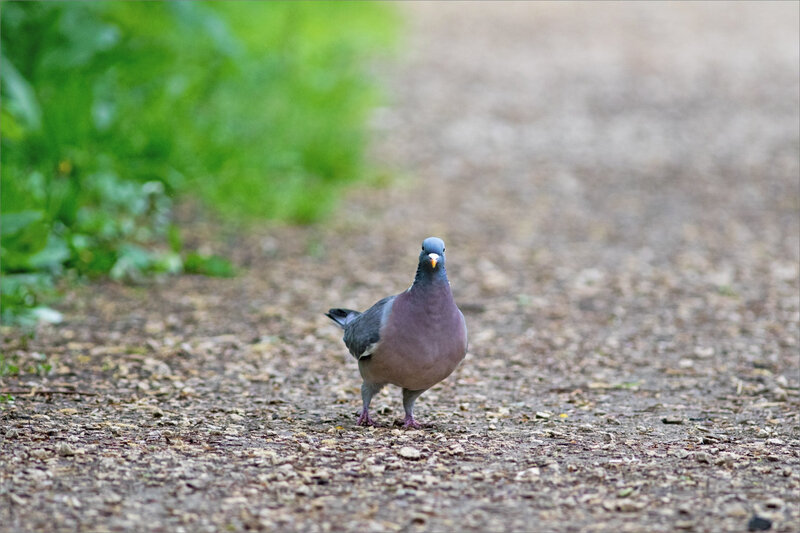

2,3,799,532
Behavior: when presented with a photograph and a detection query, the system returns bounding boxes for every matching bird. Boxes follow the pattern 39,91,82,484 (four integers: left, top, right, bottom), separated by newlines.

326,237,468,429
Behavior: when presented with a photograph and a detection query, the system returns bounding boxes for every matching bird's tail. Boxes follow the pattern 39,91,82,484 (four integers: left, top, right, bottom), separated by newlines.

325,308,360,328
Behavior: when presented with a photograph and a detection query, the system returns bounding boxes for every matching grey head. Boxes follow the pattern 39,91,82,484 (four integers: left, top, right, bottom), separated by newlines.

418,236,446,273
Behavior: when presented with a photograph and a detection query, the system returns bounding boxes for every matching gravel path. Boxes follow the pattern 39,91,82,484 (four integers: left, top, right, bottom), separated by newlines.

2,3,799,532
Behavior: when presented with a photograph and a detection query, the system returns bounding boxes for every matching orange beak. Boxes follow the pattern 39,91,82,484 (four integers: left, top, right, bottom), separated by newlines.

428,253,439,268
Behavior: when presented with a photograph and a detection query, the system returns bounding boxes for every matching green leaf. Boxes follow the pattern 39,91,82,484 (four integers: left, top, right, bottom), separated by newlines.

0,108,25,140
27,234,70,270
1,210,44,236
110,244,153,281
167,224,183,253
0,54,42,130
153,251,182,274
183,252,234,278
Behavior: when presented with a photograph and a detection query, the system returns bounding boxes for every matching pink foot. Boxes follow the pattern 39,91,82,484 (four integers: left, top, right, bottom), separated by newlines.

357,409,377,426
403,415,422,429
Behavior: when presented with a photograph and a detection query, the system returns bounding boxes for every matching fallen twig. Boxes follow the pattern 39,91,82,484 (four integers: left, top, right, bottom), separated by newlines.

0,389,97,396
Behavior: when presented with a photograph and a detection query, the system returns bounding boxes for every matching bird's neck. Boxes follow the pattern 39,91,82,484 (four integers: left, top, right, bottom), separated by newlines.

411,265,449,291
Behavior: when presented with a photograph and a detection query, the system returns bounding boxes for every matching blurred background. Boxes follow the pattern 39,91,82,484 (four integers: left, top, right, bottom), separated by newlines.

1,1,798,337
1,1,397,324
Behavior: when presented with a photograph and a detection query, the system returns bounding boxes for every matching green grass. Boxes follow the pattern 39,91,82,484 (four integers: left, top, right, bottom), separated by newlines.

1,1,398,324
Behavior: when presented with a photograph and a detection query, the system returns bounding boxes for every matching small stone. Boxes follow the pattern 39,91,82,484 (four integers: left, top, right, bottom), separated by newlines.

617,500,644,512
30,449,48,460
5,428,19,439
514,467,541,481
714,452,740,466
764,497,784,509
771,388,788,401
695,451,711,464
747,514,772,531
186,478,208,489
58,443,75,457
662,417,684,425
399,447,421,460
725,503,748,518
410,514,427,525
535,411,552,419
448,443,465,455
602,499,643,512
694,346,714,358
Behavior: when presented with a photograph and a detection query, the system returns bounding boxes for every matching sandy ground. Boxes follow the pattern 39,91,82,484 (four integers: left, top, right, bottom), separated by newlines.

2,3,799,532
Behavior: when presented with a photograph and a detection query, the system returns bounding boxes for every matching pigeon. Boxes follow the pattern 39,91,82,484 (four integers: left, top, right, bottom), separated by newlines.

326,237,468,429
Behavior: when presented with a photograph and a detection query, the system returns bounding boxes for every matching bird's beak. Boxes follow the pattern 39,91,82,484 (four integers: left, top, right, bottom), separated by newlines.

428,253,439,268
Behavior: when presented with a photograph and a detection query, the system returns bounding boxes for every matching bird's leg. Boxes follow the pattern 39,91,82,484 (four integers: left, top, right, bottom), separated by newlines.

358,382,384,426
402,388,427,429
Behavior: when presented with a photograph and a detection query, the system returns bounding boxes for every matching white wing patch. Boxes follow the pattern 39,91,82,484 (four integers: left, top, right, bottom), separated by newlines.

358,341,380,360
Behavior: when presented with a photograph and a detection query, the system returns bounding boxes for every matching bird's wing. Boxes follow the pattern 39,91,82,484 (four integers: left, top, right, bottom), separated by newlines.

459,308,469,353
343,296,395,360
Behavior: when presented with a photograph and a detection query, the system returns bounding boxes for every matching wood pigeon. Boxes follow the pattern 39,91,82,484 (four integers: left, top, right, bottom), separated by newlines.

326,237,468,428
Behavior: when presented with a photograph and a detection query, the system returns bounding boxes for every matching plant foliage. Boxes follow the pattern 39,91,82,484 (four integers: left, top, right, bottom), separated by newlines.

1,1,397,324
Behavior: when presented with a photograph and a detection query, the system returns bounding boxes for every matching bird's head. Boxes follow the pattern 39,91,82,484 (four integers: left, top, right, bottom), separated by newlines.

419,236,446,272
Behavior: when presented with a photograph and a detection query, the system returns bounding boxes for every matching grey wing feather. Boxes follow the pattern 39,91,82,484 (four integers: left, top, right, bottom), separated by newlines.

343,296,395,360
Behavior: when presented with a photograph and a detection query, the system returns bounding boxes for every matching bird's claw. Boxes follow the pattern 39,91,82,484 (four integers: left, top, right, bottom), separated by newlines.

403,416,423,429
357,410,377,427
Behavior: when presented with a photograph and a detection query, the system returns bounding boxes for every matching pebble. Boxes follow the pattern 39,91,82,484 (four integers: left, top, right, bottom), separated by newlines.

514,467,540,481
771,388,788,401
724,503,749,518
714,452,740,466
747,514,772,531
763,497,784,509
695,451,711,464
30,449,48,460
448,443,465,455
398,447,421,460
58,443,76,457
